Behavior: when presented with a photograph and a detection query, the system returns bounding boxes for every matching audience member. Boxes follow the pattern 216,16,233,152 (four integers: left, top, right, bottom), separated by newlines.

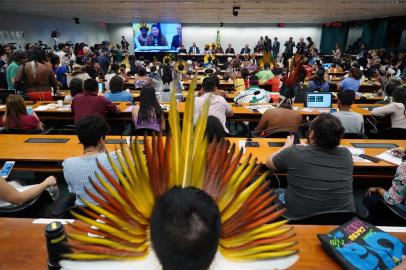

50,54,68,89
67,64,91,86
6,50,27,90
105,75,133,102
267,113,355,219
62,115,121,206
372,87,406,129
205,115,226,142
104,63,120,91
134,67,151,89
132,85,165,132
338,67,362,92
333,90,364,134
233,75,270,104
194,76,233,133
307,69,329,92
64,78,83,102
71,78,118,123
254,107,302,137
0,94,43,131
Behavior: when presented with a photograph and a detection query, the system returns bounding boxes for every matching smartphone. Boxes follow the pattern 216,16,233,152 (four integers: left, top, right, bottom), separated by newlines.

27,106,33,115
359,154,381,163
98,82,104,94
0,161,15,179
290,132,301,145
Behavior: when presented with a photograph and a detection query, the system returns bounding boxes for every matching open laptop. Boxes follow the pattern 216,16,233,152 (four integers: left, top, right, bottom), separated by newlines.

0,90,16,104
304,92,332,111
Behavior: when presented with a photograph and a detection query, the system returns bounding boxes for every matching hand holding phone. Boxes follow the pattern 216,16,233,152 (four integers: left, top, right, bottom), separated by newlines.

0,161,15,179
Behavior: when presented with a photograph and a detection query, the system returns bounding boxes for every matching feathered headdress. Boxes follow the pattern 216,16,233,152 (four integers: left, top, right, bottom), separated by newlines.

60,78,299,270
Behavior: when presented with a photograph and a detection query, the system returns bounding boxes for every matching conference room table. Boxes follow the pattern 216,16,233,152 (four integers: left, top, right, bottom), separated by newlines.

0,217,404,270
0,134,402,180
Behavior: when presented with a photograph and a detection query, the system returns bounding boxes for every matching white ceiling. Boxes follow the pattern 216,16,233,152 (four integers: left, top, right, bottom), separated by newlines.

0,0,405,23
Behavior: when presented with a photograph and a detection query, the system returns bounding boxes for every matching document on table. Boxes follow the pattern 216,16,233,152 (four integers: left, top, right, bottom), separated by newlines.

340,146,371,163
246,104,275,114
376,151,402,165
33,219,75,225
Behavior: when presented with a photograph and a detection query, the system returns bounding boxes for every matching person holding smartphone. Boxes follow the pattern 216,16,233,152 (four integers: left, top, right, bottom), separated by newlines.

0,94,43,131
0,175,56,205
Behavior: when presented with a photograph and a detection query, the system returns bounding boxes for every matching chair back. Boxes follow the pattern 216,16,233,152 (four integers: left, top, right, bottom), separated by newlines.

343,133,368,139
381,128,406,139
289,211,355,225
1,128,43,134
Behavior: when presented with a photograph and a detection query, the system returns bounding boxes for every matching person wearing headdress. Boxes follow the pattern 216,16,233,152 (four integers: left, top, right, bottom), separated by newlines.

136,24,149,48
146,24,168,46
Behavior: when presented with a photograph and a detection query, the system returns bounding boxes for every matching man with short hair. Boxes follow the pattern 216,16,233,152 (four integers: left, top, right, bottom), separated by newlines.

194,76,233,133
225,43,235,54
267,113,355,219
332,90,364,134
240,44,251,55
189,42,200,55
71,78,118,123
284,37,295,58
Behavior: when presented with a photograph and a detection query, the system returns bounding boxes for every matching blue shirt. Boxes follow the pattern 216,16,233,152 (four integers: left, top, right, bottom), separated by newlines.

308,80,329,92
53,66,68,89
105,91,133,103
339,77,360,92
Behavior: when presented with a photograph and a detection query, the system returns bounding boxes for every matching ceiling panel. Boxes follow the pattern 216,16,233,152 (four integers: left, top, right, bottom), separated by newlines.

0,0,405,23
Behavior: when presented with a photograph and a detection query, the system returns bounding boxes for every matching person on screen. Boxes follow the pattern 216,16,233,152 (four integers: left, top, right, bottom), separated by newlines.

171,24,182,50
136,25,149,47
146,24,168,46
189,42,200,54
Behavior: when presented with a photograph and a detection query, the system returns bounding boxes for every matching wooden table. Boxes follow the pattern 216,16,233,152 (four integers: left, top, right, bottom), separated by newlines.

0,217,404,270
0,134,402,180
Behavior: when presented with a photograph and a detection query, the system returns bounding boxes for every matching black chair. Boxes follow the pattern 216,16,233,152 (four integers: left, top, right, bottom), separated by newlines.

1,127,53,135
380,128,406,139
288,211,355,225
343,133,368,139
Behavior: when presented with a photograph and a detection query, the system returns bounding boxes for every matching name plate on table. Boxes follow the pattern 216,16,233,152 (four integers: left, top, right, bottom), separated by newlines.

25,138,70,143
351,143,399,149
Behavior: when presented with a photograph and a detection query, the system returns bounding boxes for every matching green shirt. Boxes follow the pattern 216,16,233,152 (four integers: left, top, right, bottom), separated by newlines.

6,61,19,89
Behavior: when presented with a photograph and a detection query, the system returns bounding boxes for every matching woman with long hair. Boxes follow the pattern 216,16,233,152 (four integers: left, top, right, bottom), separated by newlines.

64,78,84,102
0,94,43,131
145,24,168,46
132,85,165,132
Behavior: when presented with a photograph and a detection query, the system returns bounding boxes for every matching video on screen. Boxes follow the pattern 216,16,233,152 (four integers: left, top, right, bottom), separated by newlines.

133,23,182,52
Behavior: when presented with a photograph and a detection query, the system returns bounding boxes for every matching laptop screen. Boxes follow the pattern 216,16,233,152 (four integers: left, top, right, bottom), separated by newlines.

305,93,332,108
322,63,332,70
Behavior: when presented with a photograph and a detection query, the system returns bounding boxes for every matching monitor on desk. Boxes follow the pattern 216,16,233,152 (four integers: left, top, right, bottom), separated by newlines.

0,90,16,104
305,92,332,108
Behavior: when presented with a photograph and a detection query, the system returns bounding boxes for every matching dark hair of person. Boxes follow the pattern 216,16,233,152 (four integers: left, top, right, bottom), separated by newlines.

138,85,163,125
337,90,355,106
205,116,225,142
249,75,259,86
385,80,401,97
138,67,147,76
202,76,217,92
240,68,250,80
8,50,27,64
83,78,98,92
264,63,270,70
76,115,110,148
309,113,344,149
150,65,157,73
50,54,60,67
392,87,406,117
111,63,120,73
57,43,65,51
150,186,221,270
69,78,83,97
129,55,136,61
349,67,362,80
109,75,124,93
30,45,47,64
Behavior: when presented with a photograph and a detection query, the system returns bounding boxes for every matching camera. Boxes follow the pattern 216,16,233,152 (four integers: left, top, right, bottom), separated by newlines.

233,6,240,16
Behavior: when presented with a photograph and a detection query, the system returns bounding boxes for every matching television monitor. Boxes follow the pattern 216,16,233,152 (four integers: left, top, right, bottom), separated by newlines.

305,92,332,108
133,23,182,52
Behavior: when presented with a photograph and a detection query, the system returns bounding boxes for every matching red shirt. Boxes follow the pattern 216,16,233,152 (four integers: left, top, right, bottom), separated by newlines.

0,114,40,130
72,92,118,123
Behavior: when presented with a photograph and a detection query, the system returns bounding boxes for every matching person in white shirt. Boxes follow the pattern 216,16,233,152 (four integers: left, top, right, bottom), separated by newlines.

194,76,233,133
67,64,91,86
104,63,120,91
372,87,406,129
332,90,364,134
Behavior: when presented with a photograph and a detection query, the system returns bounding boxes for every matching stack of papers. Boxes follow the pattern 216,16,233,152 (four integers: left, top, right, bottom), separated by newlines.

246,104,274,114
33,105,50,111
376,151,403,165
341,146,371,163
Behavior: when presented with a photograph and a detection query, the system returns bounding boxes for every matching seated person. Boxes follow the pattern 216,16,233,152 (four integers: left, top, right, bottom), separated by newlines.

134,67,151,89
0,94,43,131
205,115,226,143
337,67,362,92
67,64,91,86
104,75,133,103
364,146,406,220
62,115,121,206
0,175,56,205
64,78,83,102
266,113,355,219
307,69,329,92
371,87,406,129
132,85,165,132
253,107,302,137
71,78,118,123
332,90,364,134
233,75,270,104
256,63,281,91
194,76,233,133
104,63,120,92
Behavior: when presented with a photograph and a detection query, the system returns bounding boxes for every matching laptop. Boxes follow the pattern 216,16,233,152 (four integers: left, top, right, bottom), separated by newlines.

304,92,332,110
322,63,333,70
0,90,16,104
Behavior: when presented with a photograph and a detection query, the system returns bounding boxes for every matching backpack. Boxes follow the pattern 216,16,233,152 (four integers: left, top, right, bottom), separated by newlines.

0,60,8,89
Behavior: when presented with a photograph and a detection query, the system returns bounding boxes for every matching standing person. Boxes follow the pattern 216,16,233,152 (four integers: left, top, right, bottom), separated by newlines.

71,78,118,123
14,46,58,101
0,94,43,131
96,48,111,75
132,85,165,132
67,64,91,86
121,36,129,51
333,44,342,64
284,37,295,58
332,90,365,135
146,24,168,46
306,37,314,55
272,37,280,59
50,54,68,89
267,114,355,219
296,37,306,55
263,36,272,53
6,50,27,90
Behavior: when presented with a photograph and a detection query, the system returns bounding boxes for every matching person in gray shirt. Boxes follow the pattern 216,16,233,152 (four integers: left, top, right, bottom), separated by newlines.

332,90,364,134
267,113,355,219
